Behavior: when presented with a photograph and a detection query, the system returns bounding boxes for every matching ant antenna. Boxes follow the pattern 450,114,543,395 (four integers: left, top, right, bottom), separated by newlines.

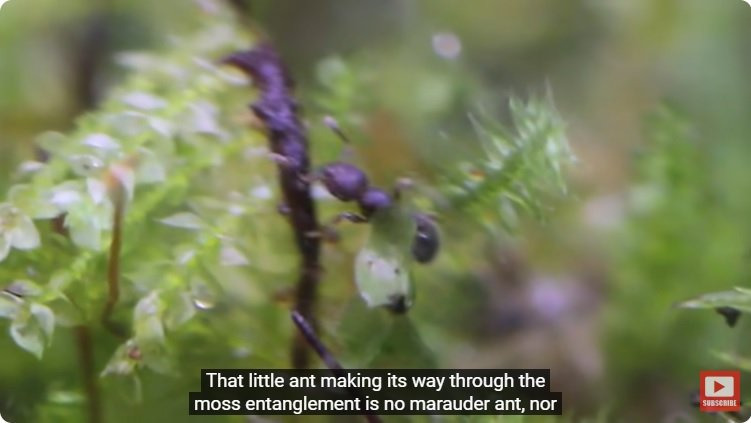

392,177,414,200
323,116,355,162
291,310,383,423
323,115,352,144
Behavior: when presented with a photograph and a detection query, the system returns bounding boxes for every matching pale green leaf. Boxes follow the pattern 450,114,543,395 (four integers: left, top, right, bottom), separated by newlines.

220,245,249,267
174,244,197,265
355,246,413,312
49,272,72,292
140,342,174,375
34,131,67,155
82,133,120,151
104,111,152,138
135,149,167,184
159,212,205,230
46,296,82,327
5,280,43,298
8,185,59,219
148,117,174,138
0,235,10,262
354,203,416,312
316,56,349,88
163,292,196,330
30,303,55,343
114,51,156,71
101,339,139,377
122,91,167,111
678,288,751,313
50,184,84,211
249,185,273,200
10,308,45,359
87,178,108,204
48,390,86,405
133,292,165,345
712,350,751,372
181,101,224,138
8,214,40,250
0,292,21,319
65,212,102,250
68,154,106,176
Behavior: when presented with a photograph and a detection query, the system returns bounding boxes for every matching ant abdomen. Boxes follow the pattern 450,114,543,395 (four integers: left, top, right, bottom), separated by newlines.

412,213,440,264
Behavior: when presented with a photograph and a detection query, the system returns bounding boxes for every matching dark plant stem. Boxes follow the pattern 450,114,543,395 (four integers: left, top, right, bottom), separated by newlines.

291,311,383,423
102,194,126,338
71,12,109,111
75,325,103,423
223,45,321,369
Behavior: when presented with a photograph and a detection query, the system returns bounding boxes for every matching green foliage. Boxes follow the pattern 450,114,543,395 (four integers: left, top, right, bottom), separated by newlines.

314,56,372,129
441,94,573,231
679,287,751,313
0,5,256,366
602,106,751,420
605,107,705,397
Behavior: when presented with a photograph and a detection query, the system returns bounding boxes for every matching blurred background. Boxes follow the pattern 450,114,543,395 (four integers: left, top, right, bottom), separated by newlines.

3,0,751,422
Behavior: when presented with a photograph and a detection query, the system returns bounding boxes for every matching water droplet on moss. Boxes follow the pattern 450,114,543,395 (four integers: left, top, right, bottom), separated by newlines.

191,280,216,310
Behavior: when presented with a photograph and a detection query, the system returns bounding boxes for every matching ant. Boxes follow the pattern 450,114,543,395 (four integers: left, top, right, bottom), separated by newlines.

310,117,441,264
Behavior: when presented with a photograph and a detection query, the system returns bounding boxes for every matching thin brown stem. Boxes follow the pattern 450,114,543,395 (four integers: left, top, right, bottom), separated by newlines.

101,195,126,338
75,325,103,423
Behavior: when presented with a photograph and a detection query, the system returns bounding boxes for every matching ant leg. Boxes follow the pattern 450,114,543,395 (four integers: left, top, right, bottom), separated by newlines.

269,154,318,189
277,203,291,216
305,212,368,243
299,167,322,184
392,177,414,200
323,116,354,162
305,226,340,243
268,152,293,168
323,115,352,144
331,211,368,225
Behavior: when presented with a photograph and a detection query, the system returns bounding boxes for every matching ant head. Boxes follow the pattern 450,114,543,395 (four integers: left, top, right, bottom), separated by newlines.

320,162,369,202
358,187,393,217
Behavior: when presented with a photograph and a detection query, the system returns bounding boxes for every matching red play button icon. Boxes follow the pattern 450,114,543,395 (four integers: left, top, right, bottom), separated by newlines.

714,380,726,393
706,376,734,397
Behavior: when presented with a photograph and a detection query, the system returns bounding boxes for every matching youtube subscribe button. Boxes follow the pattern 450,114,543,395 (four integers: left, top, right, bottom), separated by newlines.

699,370,741,412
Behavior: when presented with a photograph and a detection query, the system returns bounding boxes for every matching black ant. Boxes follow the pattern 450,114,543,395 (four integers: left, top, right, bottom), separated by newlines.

309,117,440,264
